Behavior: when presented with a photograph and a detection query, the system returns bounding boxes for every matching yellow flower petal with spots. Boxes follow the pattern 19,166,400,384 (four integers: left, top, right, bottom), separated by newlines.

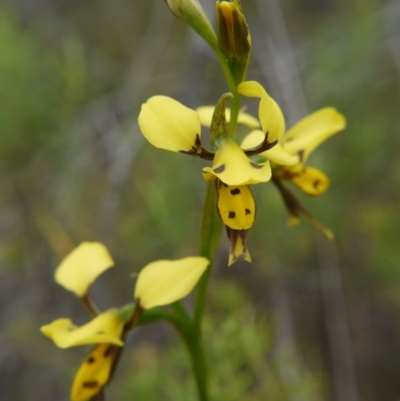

238,81,285,143
71,343,121,401
40,309,125,349
196,106,260,129
217,184,255,230
283,107,346,164
241,130,298,166
55,242,114,297
203,137,271,185
134,257,209,309
138,96,201,153
275,167,330,196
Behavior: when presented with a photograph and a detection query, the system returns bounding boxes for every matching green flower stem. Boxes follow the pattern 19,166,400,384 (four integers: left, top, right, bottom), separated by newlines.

185,182,222,401
215,50,237,95
171,301,192,327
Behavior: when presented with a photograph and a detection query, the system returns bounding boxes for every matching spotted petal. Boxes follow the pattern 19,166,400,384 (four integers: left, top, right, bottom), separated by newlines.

238,81,285,143
134,257,209,309
40,309,125,349
217,184,255,230
138,96,201,152
275,167,330,196
283,108,346,164
71,343,121,401
55,242,114,297
203,137,271,185
196,106,260,129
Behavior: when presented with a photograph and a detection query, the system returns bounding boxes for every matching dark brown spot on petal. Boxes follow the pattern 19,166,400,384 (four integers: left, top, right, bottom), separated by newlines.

178,134,215,160
228,211,236,219
298,150,305,162
97,331,105,335
83,381,99,389
194,134,201,147
313,180,321,189
87,356,95,364
250,162,263,170
104,345,114,358
213,164,225,174
245,209,251,215
230,188,241,195
243,132,277,156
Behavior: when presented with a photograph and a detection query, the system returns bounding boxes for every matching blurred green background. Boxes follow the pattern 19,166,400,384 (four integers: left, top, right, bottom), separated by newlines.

1,0,399,400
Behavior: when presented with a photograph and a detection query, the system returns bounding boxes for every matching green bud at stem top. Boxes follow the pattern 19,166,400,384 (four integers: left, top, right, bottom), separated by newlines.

165,0,218,50
216,0,251,64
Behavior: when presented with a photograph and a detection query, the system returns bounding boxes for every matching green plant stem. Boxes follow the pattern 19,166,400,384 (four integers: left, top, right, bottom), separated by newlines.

215,51,237,95
183,182,221,401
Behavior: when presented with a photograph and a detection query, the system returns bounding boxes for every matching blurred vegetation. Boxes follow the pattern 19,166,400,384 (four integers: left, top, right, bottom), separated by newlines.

1,0,400,400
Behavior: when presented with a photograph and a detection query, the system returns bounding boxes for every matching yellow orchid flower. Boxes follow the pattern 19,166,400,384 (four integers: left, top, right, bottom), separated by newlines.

138,95,277,186
43,239,210,400
192,82,287,264
55,242,114,297
241,106,346,237
41,308,127,401
134,257,209,309
242,107,346,196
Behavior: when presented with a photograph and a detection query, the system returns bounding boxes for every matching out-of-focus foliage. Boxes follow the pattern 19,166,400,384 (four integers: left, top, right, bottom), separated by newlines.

0,10,86,167
112,282,325,401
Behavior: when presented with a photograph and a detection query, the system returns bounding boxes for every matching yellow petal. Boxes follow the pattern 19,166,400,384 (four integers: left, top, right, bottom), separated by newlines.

275,167,330,196
283,108,346,163
241,130,298,166
202,171,217,182
196,106,260,129
217,183,255,230
238,81,285,143
40,309,125,349
203,137,271,185
55,242,114,296
71,343,121,401
134,257,209,309
138,96,201,153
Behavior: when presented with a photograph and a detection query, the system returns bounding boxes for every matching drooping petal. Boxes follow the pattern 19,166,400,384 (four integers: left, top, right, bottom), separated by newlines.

226,227,251,266
138,96,202,153
40,309,125,349
55,242,114,296
272,177,334,239
134,257,209,309
217,183,255,230
241,130,298,166
196,106,260,129
203,137,271,185
71,343,122,401
283,107,346,163
238,81,285,143
275,167,330,196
